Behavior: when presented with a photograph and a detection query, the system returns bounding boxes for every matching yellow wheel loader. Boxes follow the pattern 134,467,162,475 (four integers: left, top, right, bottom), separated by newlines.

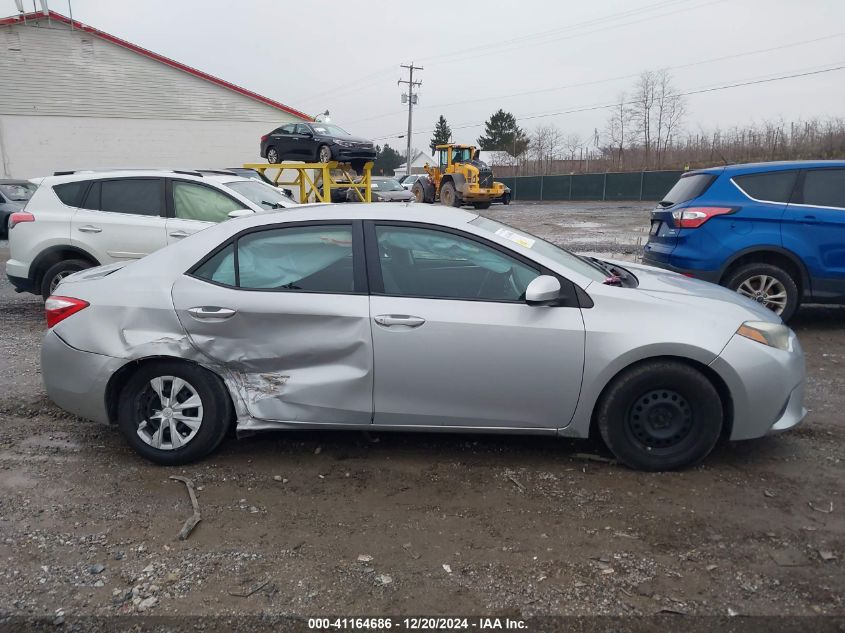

411,144,505,210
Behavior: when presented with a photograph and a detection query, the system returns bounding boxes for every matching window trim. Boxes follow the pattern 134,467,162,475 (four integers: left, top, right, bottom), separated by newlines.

187,219,367,295
790,167,845,211
165,178,247,221
729,170,800,206
363,220,581,307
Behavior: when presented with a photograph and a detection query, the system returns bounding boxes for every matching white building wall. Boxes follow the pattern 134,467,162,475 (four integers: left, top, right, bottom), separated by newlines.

0,115,277,179
0,18,306,178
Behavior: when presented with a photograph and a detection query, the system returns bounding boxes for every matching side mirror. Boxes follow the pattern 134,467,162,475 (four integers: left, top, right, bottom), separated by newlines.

228,209,253,218
525,275,561,305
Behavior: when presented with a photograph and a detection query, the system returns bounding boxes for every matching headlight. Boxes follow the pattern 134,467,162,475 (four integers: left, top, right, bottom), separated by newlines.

335,140,353,147
736,321,792,351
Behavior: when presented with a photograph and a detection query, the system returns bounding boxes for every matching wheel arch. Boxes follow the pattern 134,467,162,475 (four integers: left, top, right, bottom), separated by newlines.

30,245,100,286
718,246,810,297
587,354,734,442
104,355,237,426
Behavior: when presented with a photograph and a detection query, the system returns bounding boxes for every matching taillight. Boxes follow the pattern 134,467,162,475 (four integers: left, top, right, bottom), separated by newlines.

45,296,89,328
671,206,736,228
260,134,269,142
8,211,34,229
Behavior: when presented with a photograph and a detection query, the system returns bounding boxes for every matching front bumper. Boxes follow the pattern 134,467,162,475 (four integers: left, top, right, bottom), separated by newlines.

41,329,125,424
641,255,721,284
332,147,377,163
709,330,806,441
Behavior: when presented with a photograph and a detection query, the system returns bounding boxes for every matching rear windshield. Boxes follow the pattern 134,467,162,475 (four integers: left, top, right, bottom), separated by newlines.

660,173,715,207
0,182,36,201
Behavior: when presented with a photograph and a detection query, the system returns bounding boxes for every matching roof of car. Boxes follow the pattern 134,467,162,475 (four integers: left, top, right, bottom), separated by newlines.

39,170,254,186
691,160,845,176
0,179,33,185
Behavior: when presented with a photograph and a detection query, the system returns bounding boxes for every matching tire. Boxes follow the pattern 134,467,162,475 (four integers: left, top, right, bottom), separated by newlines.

473,202,492,210
440,181,461,207
266,146,279,164
317,145,333,163
40,258,92,300
597,360,723,471
117,361,232,465
724,262,800,322
503,193,511,205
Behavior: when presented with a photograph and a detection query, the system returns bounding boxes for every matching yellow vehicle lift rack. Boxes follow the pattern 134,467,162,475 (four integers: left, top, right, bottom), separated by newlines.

242,161,374,203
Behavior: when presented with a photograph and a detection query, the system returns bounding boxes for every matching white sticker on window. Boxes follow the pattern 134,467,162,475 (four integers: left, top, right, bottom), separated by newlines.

495,228,535,249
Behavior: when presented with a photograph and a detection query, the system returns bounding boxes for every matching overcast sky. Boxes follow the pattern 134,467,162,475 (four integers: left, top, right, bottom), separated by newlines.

7,0,845,152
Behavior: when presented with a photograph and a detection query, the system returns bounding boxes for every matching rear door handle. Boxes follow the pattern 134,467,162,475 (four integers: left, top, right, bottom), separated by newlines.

78,225,102,233
374,314,425,328
169,230,190,238
187,306,236,320
802,215,818,224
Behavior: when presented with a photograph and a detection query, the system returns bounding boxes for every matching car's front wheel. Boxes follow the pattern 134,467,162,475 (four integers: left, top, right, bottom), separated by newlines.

596,360,723,471
318,145,332,163
117,361,232,465
724,262,799,322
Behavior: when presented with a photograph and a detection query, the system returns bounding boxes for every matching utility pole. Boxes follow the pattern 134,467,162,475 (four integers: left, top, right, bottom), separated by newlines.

398,63,423,176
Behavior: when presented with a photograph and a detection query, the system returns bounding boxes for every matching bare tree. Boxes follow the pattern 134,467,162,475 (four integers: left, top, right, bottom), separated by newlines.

630,71,657,168
653,70,685,167
606,92,631,169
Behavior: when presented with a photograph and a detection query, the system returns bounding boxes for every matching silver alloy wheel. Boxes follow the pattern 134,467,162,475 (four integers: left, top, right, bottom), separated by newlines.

267,148,279,164
136,376,203,451
736,274,788,315
318,145,332,163
50,270,77,294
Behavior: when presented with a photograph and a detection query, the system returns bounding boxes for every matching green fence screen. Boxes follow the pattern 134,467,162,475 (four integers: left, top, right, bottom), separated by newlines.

501,170,682,201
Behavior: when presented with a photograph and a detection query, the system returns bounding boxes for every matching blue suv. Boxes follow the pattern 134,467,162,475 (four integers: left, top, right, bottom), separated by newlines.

643,160,845,322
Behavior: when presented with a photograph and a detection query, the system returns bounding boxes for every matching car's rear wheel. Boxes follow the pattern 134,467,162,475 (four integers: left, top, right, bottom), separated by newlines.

596,360,723,471
724,262,799,322
117,361,232,465
41,258,92,300
266,147,279,164
440,181,461,207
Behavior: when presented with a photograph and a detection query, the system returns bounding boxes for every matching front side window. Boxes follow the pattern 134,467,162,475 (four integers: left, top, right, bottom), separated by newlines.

194,225,354,292
801,169,845,209
733,170,797,203
375,225,539,301
295,124,311,135
173,181,245,223
100,179,162,216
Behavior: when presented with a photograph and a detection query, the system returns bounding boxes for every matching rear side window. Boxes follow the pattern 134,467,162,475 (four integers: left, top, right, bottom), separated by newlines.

53,181,87,207
660,174,715,206
733,171,797,203
193,225,354,292
801,169,845,209
100,179,162,216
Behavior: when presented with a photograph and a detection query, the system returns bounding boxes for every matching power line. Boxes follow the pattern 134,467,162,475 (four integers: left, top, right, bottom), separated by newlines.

348,32,844,127
398,63,423,169
372,63,845,141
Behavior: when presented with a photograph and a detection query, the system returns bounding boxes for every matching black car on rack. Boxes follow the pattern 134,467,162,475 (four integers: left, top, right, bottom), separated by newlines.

260,122,377,174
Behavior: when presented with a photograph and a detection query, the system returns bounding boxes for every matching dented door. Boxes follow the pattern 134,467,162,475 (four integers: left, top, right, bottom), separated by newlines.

170,222,372,424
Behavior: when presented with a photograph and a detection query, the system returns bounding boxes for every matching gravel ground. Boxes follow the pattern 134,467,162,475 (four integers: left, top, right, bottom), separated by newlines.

0,201,843,629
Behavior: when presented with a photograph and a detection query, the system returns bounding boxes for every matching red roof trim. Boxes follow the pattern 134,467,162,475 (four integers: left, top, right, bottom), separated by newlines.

0,10,313,121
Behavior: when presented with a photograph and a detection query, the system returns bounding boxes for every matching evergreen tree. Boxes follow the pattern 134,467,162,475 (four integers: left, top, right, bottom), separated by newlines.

430,115,452,153
477,109,529,157
373,144,405,175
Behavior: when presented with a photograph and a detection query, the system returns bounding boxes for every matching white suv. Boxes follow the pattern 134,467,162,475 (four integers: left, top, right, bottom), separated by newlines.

6,169,298,298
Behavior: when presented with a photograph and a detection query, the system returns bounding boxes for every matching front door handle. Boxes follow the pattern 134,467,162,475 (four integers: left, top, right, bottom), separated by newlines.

78,225,102,233
802,215,818,224
169,230,190,238
188,306,236,320
374,314,426,328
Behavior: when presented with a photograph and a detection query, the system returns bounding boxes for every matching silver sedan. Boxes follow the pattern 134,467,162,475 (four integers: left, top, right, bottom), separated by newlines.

41,204,806,470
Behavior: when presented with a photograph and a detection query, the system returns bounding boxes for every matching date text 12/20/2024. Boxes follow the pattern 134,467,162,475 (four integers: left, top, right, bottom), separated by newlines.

308,617,528,630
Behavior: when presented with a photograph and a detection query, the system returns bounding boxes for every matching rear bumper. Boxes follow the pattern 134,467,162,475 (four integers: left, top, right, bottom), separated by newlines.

709,330,806,441
641,255,721,284
41,329,124,424
6,273,35,294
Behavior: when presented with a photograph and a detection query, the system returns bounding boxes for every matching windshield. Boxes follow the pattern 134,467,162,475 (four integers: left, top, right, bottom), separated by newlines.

224,180,296,210
374,179,404,192
311,124,350,137
0,182,37,202
451,147,473,163
469,217,609,282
